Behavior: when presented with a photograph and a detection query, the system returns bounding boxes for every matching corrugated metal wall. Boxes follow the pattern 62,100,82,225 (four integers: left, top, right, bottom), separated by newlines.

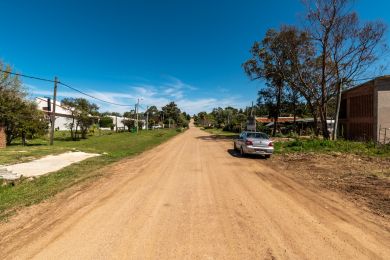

349,95,373,118
339,82,375,141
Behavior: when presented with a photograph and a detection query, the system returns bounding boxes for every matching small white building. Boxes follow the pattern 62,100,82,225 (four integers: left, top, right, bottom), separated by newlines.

35,97,146,131
35,97,72,130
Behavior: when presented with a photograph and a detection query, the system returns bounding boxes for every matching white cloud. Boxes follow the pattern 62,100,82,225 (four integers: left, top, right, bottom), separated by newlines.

25,76,247,115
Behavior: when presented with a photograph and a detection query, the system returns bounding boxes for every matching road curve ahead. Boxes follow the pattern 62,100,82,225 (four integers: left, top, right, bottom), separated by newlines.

1,124,389,259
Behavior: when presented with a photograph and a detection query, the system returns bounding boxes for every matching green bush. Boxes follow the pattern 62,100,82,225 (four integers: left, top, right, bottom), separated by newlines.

99,117,114,128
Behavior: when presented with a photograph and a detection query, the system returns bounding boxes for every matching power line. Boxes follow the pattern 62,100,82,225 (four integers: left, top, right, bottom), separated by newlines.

0,69,134,107
0,69,56,83
138,104,148,110
58,82,134,107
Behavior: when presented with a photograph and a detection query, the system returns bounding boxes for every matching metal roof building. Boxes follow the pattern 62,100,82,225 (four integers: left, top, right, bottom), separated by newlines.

339,76,390,143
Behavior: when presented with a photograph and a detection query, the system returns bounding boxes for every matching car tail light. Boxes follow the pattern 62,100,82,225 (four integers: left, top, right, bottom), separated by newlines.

245,140,253,145
268,142,274,147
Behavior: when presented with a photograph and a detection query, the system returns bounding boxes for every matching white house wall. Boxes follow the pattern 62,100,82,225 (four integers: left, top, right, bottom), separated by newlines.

35,97,146,131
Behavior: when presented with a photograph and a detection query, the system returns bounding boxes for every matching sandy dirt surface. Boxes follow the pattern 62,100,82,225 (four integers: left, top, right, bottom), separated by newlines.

268,153,390,218
0,124,389,259
4,151,100,178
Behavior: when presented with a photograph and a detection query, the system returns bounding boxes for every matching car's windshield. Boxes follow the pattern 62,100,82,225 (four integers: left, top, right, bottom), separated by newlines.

246,132,269,139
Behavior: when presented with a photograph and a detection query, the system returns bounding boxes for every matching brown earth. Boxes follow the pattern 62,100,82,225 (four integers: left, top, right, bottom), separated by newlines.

0,123,389,259
268,153,390,218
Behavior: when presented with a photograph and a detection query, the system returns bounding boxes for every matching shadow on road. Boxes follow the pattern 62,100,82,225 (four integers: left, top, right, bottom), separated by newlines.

196,135,238,142
227,149,267,160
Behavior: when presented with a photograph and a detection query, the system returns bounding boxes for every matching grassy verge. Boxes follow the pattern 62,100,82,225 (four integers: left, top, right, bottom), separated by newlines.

0,129,179,220
274,138,390,157
200,127,390,157
1,130,116,165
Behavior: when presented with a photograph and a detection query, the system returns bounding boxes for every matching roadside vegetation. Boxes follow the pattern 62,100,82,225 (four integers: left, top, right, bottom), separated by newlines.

200,126,390,159
0,62,48,146
0,129,180,221
275,138,390,157
1,129,174,165
201,127,238,139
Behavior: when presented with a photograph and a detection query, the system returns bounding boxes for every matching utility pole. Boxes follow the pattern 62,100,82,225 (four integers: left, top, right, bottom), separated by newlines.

146,106,149,130
251,101,256,132
50,77,58,145
136,98,140,133
134,104,137,131
162,113,165,128
333,80,343,140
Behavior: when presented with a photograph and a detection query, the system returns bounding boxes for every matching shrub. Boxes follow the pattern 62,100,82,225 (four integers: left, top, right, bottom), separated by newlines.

99,117,114,128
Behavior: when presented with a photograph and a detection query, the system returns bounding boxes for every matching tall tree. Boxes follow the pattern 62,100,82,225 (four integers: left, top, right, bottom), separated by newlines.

244,0,386,139
303,0,387,139
257,83,287,136
145,105,160,126
243,28,320,135
162,102,181,126
62,98,99,140
300,0,385,138
0,63,48,145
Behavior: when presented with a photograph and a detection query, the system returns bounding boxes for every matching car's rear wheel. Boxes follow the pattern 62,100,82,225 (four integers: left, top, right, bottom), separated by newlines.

264,155,271,159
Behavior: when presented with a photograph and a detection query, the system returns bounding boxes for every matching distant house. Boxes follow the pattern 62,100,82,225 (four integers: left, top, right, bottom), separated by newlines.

102,116,146,131
256,116,298,124
256,117,334,135
339,76,390,143
35,97,146,131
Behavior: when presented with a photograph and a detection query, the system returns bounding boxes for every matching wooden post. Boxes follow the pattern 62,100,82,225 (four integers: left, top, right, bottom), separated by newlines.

333,80,343,140
136,99,139,133
0,124,6,149
50,77,58,145
146,106,149,130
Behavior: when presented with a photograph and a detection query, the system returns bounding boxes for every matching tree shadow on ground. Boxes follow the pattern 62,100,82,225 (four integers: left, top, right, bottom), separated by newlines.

196,134,238,142
7,143,46,147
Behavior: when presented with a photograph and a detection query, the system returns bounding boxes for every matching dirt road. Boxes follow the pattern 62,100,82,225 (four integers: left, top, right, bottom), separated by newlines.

1,124,389,259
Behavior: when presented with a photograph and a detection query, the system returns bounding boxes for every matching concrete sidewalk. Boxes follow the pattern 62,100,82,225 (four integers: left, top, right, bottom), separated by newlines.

0,151,100,180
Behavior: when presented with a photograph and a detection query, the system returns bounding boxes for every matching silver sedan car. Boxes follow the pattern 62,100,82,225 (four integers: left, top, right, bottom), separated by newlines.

234,131,274,158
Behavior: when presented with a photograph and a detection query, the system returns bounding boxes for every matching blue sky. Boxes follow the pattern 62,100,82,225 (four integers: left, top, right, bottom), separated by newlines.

1,0,389,114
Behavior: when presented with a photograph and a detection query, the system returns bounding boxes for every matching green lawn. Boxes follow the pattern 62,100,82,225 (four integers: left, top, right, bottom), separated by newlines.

0,129,180,220
1,130,171,165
